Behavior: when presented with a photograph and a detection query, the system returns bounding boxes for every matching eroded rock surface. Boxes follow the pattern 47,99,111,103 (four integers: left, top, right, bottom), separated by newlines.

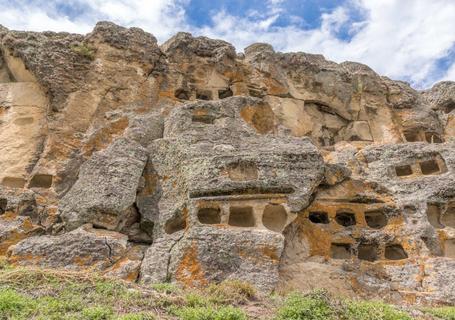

0,22,454,305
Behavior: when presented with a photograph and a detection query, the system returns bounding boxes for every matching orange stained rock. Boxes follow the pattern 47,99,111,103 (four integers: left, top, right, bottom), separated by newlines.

72,255,93,267
82,117,129,156
263,77,288,96
261,245,280,262
240,104,275,134
106,257,140,282
175,242,208,288
7,253,43,265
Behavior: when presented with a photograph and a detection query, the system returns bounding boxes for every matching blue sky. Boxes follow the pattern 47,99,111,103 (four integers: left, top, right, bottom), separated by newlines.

0,0,454,89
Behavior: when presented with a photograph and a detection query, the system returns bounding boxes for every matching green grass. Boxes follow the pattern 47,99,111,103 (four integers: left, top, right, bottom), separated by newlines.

0,262,452,319
424,306,455,320
274,290,335,320
273,290,415,320
342,300,412,320
173,306,247,320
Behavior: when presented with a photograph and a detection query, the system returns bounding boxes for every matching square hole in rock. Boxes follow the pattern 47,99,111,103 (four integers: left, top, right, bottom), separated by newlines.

309,211,329,224
198,207,221,225
420,160,440,175
364,209,388,229
191,114,215,124
395,165,413,177
196,90,212,101
174,88,191,100
330,243,351,259
403,130,420,142
385,244,408,260
218,88,233,99
228,206,255,227
227,161,258,181
335,211,356,227
29,174,53,188
358,243,378,262
262,204,287,232
1,177,26,189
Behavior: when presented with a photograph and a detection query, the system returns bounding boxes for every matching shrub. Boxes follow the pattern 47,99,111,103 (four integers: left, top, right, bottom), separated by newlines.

71,43,96,60
275,291,335,320
82,306,114,320
0,289,34,319
174,306,247,320
185,292,208,307
206,280,256,305
342,300,412,320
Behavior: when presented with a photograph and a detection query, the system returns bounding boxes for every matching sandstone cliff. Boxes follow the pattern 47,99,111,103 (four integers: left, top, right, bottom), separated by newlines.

0,22,454,305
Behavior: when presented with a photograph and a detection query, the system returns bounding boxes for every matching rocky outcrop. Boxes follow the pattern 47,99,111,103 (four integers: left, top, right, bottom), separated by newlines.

0,22,454,305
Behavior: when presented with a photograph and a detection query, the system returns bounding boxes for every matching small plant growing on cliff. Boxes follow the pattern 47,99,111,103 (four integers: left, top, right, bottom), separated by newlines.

275,290,335,320
206,280,256,305
424,306,455,320
342,300,412,320
71,42,96,60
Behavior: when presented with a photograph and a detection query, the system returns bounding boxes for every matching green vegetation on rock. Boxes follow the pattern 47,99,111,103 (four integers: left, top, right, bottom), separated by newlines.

0,262,451,319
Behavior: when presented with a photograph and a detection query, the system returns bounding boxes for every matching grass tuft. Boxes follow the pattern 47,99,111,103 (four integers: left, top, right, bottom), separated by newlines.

424,306,455,320
206,280,256,305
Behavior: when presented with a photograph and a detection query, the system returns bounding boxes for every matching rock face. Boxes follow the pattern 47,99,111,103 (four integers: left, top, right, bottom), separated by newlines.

0,22,454,304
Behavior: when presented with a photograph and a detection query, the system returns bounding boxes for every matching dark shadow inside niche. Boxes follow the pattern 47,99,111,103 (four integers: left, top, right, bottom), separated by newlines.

335,210,356,227
0,198,7,214
218,88,233,99
262,204,287,232
425,132,443,144
309,211,329,224
191,112,215,124
364,209,388,229
395,165,413,177
357,242,378,262
140,220,155,237
174,88,191,100
196,89,212,101
420,159,440,175
427,203,444,229
165,214,187,234
384,244,408,260
228,206,255,227
198,207,221,225
330,243,351,259
2,177,26,189
441,202,455,228
28,174,53,189
403,129,420,142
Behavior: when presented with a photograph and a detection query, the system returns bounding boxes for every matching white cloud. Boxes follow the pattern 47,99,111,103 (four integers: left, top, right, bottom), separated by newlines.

0,0,454,88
